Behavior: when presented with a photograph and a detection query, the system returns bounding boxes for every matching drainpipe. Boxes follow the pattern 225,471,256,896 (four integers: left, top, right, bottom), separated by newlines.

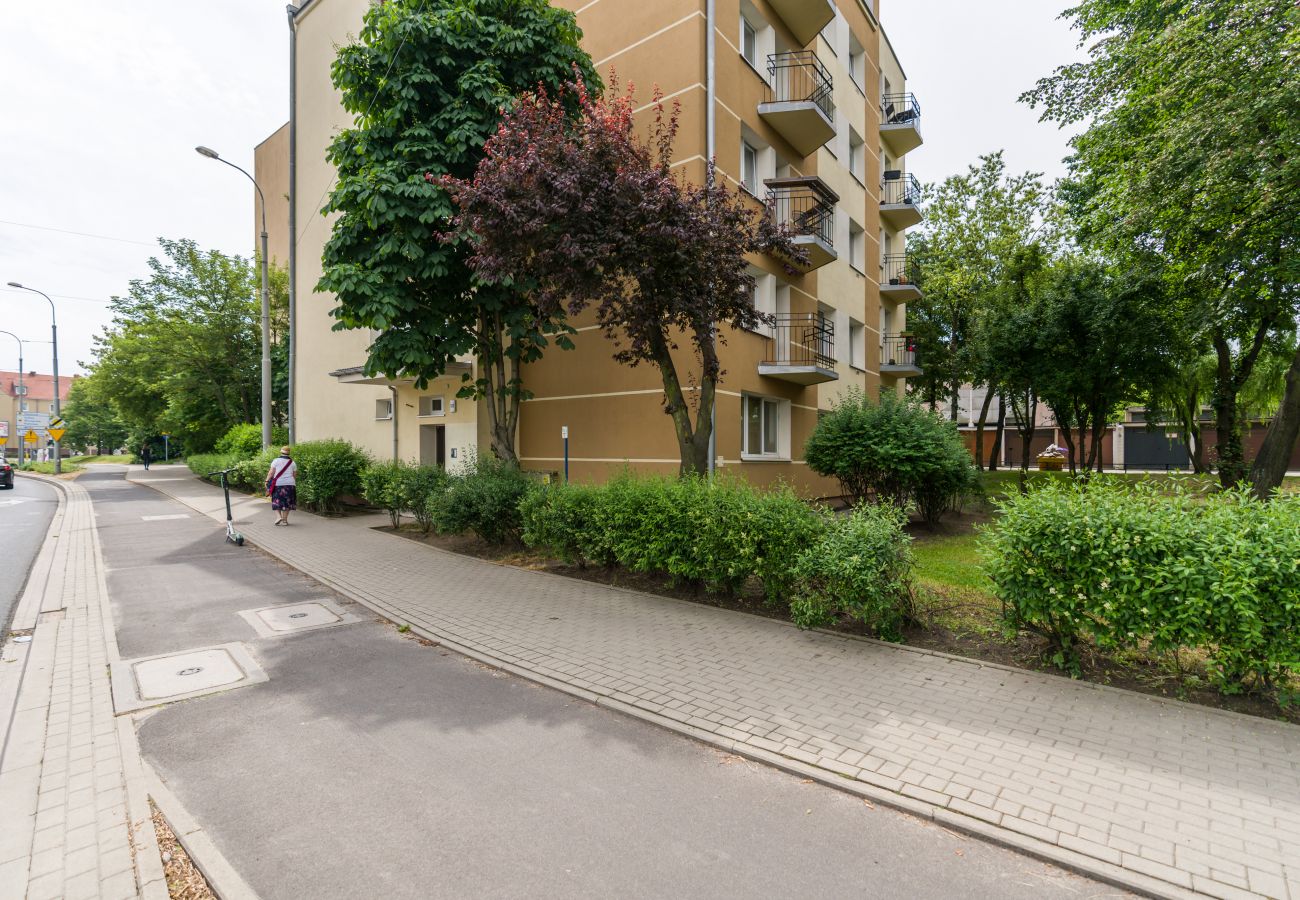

388,386,399,463
706,0,717,477
287,4,300,445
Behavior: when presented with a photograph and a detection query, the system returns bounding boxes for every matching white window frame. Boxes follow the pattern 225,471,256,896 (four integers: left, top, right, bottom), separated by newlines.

742,394,788,460
741,16,757,67
849,320,866,371
849,219,866,273
741,140,759,195
418,395,445,418
849,34,867,94
375,398,393,421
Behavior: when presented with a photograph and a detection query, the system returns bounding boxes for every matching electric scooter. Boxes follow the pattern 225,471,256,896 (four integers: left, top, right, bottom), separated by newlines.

207,469,245,546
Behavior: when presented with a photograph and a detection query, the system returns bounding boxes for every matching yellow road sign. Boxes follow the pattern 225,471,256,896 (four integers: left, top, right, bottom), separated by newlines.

24,430,39,444
49,416,64,429
48,428,65,442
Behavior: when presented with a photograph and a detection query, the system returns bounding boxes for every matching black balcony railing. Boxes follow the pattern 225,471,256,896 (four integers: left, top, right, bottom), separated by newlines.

881,172,921,206
766,177,837,247
767,51,834,121
881,92,921,126
882,333,918,368
881,254,920,287
766,314,835,369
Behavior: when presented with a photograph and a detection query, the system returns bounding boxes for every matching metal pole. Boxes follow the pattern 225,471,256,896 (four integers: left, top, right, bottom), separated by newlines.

1,331,21,461
705,0,717,478
5,285,59,472
287,4,300,446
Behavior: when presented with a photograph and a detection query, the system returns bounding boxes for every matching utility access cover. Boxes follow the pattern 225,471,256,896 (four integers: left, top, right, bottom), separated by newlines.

111,643,267,715
237,599,361,639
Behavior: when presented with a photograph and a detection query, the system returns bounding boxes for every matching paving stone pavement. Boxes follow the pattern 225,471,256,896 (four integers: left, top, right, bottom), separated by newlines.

0,478,166,900
135,467,1300,900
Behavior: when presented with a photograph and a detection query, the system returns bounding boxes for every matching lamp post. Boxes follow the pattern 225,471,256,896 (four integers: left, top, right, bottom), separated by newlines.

196,145,272,450
0,330,25,461
5,283,60,472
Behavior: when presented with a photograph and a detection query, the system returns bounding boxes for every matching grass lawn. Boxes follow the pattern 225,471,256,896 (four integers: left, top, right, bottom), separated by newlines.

18,460,84,475
68,454,134,465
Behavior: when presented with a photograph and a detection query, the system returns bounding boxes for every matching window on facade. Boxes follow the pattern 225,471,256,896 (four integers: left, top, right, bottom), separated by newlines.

849,128,865,181
849,320,865,369
418,395,444,417
743,395,781,457
742,17,757,66
849,34,867,92
849,219,865,271
741,141,759,194
375,398,393,420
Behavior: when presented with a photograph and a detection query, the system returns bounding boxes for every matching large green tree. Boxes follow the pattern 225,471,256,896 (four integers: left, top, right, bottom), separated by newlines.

89,239,287,451
1024,0,1300,493
318,0,598,462
59,376,129,456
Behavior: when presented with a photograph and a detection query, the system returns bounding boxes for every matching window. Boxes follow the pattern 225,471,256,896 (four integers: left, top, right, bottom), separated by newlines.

849,219,865,272
849,34,867,92
743,395,782,458
741,141,759,195
848,128,865,182
375,398,393,420
418,395,444,417
849,320,866,370
741,17,757,66
747,268,776,332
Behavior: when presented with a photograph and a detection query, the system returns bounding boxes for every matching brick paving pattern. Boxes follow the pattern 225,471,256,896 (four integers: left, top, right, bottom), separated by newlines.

138,469,1300,900
0,481,165,900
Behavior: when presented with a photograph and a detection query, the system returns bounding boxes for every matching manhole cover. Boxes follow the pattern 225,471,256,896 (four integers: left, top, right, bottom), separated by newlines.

177,667,204,676
237,600,360,638
111,643,268,714
14,635,32,644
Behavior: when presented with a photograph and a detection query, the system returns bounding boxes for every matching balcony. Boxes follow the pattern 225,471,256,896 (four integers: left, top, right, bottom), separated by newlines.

760,314,838,385
766,176,838,272
767,0,835,46
880,254,922,303
880,172,923,229
880,93,923,156
880,333,922,377
758,52,835,158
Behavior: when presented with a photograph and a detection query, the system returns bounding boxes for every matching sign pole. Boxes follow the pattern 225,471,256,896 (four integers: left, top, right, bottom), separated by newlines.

562,425,569,483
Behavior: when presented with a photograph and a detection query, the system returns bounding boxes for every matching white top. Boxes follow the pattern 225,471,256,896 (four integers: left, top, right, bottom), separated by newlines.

269,457,296,487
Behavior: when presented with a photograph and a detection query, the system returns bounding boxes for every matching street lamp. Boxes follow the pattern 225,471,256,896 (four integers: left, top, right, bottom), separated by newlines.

0,330,26,461
5,283,61,472
195,145,272,450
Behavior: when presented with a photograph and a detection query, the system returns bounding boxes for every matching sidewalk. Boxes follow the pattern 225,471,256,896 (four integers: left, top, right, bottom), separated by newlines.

134,467,1300,900
0,477,165,900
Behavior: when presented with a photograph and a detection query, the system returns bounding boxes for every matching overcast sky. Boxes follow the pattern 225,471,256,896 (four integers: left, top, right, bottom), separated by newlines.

0,1,1085,377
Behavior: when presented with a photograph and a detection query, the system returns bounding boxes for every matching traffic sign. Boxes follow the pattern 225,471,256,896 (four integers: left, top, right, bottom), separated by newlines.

24,430,39,445
47,416,65,441
20,411,49,432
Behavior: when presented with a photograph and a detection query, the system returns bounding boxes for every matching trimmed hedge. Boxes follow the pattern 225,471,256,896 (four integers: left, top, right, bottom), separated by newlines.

214,423,289,459
981,479,1300,698
429,456,532,544
291,440,370,514
521,474,825,601
360,461,448,531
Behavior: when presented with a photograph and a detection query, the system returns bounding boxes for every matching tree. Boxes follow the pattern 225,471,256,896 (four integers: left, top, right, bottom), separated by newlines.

88,239,286,451
442,82,799,475
318,0,598,462
1024,0,1300,493
59,376,129,456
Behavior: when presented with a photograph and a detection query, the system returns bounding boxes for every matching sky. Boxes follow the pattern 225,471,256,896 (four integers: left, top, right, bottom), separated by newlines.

0,0,1086,379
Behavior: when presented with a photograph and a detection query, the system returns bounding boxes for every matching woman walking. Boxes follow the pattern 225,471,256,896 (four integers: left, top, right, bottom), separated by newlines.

265,445,297,526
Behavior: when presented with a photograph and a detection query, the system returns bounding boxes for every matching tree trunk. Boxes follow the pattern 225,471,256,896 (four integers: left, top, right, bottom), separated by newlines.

478,311,520,464
649,331,708,476
1212,338,1247,487
974,388,995,471
1249,340,1300,499
1020,394,1038,472
989,395,1006,471
950,382,960,422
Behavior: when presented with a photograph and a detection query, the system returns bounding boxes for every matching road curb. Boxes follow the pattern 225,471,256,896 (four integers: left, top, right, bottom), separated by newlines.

126,471,1233,900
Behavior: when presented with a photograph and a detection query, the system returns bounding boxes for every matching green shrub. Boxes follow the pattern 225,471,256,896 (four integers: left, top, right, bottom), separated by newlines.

981,479,1300,697
214,423,289,460
520,474,826,599
430,456,534,544
289,440,370,514
361,461,408,527
187,453,238,483
804,389,978,525
790,505,916,640
403,464,448,533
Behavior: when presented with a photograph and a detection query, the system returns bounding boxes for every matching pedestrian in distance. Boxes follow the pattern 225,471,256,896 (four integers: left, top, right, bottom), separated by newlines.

140,444,152,471
265,445,297,526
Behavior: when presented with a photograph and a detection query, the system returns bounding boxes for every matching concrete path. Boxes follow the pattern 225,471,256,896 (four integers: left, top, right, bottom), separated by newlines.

87,467,1115,899
0,476,165,900
133,467,1300,900
0,476,58,633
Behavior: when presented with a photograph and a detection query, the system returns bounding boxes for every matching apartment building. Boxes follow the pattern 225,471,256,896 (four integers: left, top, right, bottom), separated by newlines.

1,371,71,458
274,0,923,495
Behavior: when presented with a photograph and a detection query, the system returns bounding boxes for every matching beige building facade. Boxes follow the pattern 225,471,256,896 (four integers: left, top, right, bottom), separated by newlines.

274,0,922,495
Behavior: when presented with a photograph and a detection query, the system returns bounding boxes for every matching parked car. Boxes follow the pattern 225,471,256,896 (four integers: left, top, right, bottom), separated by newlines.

1,452,13,489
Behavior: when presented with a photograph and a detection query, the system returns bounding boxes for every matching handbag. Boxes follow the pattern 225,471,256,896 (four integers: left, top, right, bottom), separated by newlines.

266,459,291,494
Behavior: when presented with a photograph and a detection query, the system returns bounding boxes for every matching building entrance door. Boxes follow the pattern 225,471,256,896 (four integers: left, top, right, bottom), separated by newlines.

420,424,446,468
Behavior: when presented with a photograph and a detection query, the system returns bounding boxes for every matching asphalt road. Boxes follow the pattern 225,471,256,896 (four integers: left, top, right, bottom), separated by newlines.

87,467,1126,900
0,474,57,632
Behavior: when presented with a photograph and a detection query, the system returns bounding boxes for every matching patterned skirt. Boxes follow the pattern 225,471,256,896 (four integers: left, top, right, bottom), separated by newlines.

271,484,297,511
